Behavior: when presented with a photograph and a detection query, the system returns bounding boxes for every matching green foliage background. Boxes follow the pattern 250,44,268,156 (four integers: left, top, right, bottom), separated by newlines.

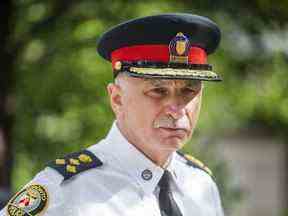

9,0,288,215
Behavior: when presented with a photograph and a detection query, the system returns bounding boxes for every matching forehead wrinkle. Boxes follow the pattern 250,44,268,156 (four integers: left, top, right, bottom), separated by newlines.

142,78,165,87
143,78,182,87
143,78,201,88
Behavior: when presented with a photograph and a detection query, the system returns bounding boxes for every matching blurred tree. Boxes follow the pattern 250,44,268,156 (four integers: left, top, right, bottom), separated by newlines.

0,0,14,208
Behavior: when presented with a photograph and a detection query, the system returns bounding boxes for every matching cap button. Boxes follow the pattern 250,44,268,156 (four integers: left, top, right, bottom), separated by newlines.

114,61,122,70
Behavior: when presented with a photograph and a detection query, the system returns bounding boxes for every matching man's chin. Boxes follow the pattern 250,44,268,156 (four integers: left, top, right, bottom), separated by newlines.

160,137,186,151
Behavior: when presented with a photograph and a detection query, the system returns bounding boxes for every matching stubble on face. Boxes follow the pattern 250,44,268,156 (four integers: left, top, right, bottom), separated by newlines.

109,74,203,166
145,77,202,134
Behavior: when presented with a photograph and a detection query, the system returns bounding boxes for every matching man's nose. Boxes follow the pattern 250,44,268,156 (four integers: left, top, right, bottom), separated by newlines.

165,104,186,120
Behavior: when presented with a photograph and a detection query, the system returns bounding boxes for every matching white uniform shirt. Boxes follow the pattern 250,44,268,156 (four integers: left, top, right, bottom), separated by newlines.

0,122,224,216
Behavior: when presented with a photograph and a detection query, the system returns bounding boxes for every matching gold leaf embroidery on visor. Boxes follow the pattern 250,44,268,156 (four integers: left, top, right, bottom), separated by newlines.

129,67,218,78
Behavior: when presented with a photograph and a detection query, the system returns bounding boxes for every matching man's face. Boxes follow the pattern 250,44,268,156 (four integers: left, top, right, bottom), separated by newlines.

107,74,203,161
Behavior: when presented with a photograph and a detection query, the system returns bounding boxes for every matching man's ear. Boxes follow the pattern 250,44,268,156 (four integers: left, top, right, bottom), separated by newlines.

107,83,122,115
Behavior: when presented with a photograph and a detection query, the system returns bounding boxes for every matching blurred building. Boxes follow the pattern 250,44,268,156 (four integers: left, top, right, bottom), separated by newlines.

217,128,287,216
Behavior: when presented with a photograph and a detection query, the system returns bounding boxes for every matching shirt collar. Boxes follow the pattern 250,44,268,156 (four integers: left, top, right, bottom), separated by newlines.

166,153,186,196
91,121,186,196
101,121,164,196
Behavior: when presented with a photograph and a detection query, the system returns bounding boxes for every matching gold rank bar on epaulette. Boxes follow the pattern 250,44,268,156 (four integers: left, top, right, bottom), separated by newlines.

47,149,103,181
184,154,213,177
177,151,214,178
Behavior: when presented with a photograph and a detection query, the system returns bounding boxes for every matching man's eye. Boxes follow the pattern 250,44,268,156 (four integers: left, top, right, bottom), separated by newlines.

152,88,168,95
146,88,168,98
181,88,196,95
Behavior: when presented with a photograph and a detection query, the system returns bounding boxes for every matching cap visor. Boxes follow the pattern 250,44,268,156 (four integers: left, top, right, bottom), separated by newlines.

124,67,222,81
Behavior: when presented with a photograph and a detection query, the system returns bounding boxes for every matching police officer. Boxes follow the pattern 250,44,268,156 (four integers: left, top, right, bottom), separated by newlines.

0,13,224,216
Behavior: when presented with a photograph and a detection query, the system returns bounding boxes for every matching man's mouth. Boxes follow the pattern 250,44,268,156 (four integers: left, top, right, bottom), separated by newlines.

158,127,188,139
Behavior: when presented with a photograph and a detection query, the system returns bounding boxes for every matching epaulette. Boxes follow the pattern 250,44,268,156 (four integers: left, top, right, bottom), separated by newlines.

177,151,214,179
47,149,103,181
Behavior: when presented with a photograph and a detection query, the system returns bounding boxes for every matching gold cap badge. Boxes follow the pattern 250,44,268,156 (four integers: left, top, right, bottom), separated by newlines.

169,32,190,64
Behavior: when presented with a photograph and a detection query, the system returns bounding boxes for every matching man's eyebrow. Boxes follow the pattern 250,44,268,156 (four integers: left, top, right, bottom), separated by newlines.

143,78,201,87
185,80,201,87
143,78,167,86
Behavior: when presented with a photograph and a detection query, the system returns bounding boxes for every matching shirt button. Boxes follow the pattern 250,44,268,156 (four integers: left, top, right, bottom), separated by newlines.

141,169,153,181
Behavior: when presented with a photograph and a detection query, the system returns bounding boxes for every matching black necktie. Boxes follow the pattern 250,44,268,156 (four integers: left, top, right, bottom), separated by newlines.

158,170,183,216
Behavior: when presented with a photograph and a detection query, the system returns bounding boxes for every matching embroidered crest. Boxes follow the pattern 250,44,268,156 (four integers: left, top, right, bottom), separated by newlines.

6,184,48,216
47,149,103,181
169,32,190,64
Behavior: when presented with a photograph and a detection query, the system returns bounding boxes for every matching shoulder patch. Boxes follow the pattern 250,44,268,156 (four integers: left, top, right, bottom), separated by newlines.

47,149,103,181
6,184,48,216
177,151,214,178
